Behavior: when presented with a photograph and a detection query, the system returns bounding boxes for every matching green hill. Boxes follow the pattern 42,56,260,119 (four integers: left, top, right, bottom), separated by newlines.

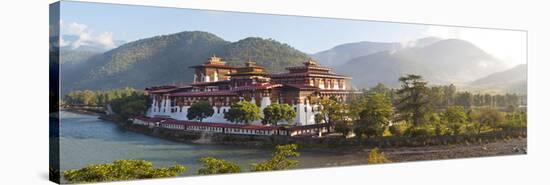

61,31,309,94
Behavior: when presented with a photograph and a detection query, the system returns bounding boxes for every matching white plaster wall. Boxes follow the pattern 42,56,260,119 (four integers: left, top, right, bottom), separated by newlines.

294,103,316,126
202,106,232,123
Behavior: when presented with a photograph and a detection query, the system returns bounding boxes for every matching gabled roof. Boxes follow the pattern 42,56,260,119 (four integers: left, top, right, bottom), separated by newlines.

170,90,237,97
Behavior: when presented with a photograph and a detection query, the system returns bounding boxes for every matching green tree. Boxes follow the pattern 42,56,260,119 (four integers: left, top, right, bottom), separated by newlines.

224,101,261,124
262,103,296,125
110,94,148,122
470,107,505,134
187,100,214,122
395,74,432,126
442,106,468,135
334,121,352,138
250,144,300,172
197,157,241,175
62,160,186,183
316,97,347,124
356,93,394,138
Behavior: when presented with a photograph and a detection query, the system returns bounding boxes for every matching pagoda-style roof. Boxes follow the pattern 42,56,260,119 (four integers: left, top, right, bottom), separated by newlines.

285,58,332,72
189,55,238,69
228,60,268,77
146,85,190,94
232,83,282,91
270,72,351,79
190,80,231,86
282,84,320,90
170,90,237,97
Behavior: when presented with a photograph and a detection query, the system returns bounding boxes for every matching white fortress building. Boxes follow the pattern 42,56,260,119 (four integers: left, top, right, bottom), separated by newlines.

145,56,352,126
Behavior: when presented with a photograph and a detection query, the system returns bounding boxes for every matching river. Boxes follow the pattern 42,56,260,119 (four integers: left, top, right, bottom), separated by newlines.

59,111,369,175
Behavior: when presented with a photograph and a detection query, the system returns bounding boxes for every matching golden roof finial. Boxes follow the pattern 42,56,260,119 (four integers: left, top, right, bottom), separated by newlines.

245,58,256,67
207,54,224,64
304,58,318,66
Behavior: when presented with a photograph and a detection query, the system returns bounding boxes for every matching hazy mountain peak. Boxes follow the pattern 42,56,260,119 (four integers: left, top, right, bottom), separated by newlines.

335,38,508,88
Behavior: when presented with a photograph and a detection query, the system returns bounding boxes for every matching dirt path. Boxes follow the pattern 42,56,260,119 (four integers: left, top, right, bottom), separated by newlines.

296,138,526,168
383,138,527,162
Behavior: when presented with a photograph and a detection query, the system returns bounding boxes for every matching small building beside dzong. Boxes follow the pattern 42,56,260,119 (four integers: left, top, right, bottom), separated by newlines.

145,55,353,126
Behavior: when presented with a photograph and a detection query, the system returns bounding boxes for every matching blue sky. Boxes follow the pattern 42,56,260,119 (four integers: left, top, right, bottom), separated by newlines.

59,1,526,65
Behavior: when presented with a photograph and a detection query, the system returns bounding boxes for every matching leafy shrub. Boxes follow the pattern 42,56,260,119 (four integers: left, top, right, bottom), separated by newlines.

389,122,409,136
367,148,391,164
62,160,186,183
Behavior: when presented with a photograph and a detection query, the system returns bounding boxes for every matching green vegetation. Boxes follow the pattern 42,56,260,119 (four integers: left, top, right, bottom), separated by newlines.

262,103,296,125
224,101,262,124
197,157,241,175
63,87,143,107
356,93,394,138
250,144,300,172
63,88,148,122
62,31,309,93
470,107,505,134
367,148,391,164
62,160,186,183
334,122,353,138
187,100,215,122
395,74,432,126
318,74,526,140
221,37,309,73
314,97,347,125
441,106,468,135
109,94,148,122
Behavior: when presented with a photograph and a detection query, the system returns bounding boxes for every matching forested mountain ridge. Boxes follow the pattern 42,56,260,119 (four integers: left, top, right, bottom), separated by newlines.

219,37,309,73
61,31,309,94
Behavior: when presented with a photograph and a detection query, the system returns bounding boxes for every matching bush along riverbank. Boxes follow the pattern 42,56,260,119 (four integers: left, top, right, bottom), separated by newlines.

119,121,526,149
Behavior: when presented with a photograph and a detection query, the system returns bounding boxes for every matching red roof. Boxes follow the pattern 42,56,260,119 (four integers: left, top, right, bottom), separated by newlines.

289,123,332,131
146,86,192,94
270,72,351,79
170,90,237,97
232,83,282,91
283,84,319,90
135,116,280,131
190,80,230,86
189,63,238,69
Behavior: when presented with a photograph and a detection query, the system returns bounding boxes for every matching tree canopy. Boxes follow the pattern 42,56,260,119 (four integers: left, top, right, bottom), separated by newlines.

395,74,432,126
187,100,214,122
62,160,186,183
224,101,261,124
250,144,300,172
262,103,296,125
442,106,468,135
356,93,394,138
197,157,241,175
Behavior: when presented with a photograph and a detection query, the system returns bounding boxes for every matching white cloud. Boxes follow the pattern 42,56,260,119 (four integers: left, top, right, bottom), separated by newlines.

97,32,116,49
422,25,527,67
60,20,117,50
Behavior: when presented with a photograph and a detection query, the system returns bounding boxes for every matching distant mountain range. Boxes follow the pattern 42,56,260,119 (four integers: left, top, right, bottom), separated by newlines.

333,38,510,88
57,31,526,95
468,64,527,94
60,31,309,94
311,36,442,67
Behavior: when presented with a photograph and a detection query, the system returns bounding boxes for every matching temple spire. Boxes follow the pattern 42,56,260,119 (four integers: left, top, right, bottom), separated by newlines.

206,54,224,64
245,58,257,67
304,58,319,66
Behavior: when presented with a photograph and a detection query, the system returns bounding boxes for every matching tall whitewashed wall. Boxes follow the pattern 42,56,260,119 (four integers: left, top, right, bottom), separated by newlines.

294,103,317,126
147,96,318,126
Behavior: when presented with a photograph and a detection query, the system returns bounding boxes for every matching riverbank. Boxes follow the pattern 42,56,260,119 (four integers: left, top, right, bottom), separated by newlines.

57,110,527,180
59,109,528,163
61,106,105,116
120,122,527,162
